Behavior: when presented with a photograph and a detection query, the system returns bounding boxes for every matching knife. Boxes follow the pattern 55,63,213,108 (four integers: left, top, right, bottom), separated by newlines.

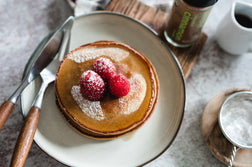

0,16,74,131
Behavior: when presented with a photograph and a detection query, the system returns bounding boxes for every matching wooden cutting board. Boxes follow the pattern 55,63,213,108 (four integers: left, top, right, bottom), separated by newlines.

105,0,208,79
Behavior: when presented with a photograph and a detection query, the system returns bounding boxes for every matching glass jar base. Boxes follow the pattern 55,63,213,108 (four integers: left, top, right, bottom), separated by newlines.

164,31,192,48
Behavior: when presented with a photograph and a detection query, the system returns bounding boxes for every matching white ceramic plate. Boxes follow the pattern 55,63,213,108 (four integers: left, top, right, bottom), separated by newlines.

21,12,185,167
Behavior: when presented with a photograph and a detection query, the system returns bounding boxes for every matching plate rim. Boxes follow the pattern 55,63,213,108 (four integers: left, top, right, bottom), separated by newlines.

20,11,186,166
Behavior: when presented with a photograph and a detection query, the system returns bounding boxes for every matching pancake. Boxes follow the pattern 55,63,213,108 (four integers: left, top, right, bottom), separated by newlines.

55,41,159,139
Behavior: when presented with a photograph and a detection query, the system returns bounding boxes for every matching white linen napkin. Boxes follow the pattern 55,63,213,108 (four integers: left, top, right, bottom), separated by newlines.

67,0,172,16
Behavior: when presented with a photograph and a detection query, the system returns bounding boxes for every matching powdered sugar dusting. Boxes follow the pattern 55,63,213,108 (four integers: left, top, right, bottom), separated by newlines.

118,73,147,114
94,58,114,71
93,57,116,80
80,70,105,100
83,70,98,83
71,86,104,121
68,47,129,63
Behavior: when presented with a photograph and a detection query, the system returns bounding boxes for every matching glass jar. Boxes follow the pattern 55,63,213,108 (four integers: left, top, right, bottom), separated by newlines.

164,0,217,47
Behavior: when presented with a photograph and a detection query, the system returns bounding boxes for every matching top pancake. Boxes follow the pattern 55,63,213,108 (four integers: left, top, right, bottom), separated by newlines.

55,41,158,135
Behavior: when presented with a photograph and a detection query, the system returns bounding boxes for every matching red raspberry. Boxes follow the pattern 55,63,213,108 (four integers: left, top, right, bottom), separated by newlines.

109,74,130,97
93,57,116,81
80,70,105,100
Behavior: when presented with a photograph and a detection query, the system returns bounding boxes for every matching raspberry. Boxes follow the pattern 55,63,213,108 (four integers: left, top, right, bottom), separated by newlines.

109,74,130,97
80,70,105,100
93,57,116,81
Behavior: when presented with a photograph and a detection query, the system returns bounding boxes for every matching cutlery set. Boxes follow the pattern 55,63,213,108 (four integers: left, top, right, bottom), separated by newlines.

0,16,74,167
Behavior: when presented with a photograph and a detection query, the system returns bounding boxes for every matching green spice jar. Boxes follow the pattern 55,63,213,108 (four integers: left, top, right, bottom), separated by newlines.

164,0,218,47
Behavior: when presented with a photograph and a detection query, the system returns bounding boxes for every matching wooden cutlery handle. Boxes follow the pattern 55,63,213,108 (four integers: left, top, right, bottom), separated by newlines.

10,107,40,167
0,101,14,131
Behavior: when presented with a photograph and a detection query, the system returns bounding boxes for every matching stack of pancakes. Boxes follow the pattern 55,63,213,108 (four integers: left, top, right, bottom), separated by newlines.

55,41,159,139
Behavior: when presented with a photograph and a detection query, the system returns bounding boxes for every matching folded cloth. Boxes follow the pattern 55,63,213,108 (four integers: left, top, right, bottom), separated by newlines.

67,0,172,16
67,0,110,16
140,0,172,12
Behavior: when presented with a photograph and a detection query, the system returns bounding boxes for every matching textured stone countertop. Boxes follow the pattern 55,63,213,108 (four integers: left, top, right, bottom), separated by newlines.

0,0,252,167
